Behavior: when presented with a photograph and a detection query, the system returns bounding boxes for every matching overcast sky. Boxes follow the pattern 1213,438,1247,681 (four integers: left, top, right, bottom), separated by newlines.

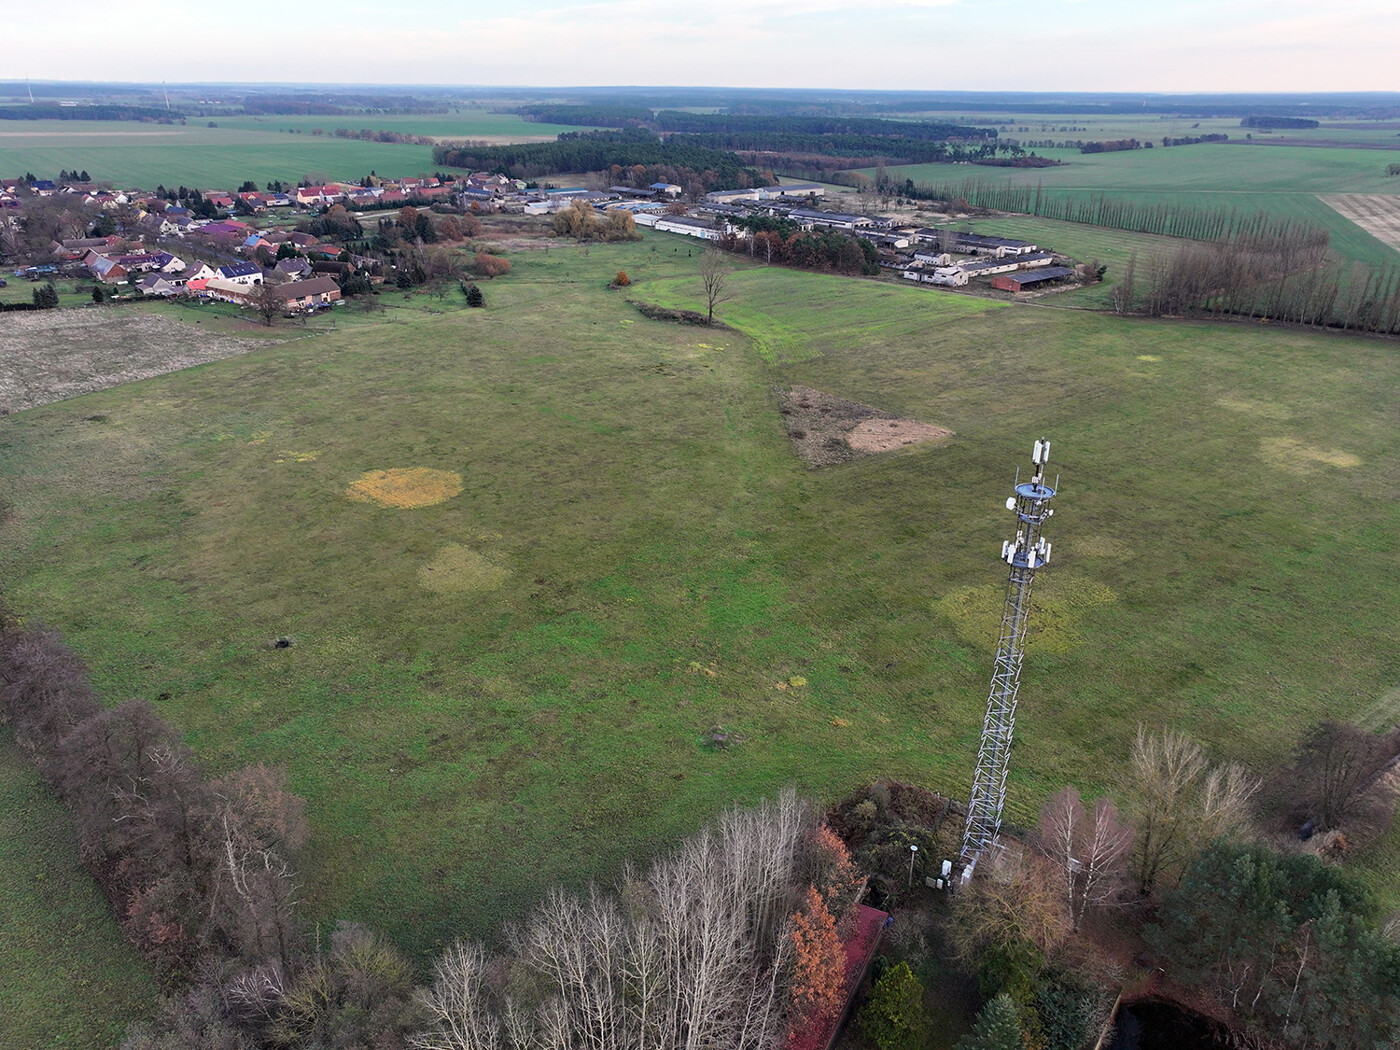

12,0,1400,93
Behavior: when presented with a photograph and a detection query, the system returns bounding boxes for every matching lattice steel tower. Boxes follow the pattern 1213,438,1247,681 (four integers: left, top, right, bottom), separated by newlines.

959,439,1057,878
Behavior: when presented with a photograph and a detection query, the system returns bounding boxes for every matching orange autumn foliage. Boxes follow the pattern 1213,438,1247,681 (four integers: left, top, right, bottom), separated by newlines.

788,885,845,1027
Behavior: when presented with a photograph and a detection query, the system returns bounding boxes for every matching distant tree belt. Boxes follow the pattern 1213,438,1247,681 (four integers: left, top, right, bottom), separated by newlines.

516,104,656,127
1241,115,1320,129
0,104,180,121
654,111,995,141
665,132,1015,162
432,130,768,189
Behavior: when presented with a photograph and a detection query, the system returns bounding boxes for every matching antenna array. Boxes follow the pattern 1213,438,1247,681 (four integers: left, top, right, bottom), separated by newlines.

958,439,1057,879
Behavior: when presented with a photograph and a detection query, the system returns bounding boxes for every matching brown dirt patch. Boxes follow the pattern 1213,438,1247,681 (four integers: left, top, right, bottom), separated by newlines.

778,385,952,468
1319,194,1400,253
0,308,283,413
346,468,463,508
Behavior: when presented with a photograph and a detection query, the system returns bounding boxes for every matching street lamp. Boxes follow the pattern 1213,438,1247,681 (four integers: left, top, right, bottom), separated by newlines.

907,844,919,888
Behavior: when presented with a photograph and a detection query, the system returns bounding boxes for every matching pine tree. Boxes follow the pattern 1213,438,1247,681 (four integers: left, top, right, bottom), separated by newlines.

463,283,484,308
957,994,1024,1050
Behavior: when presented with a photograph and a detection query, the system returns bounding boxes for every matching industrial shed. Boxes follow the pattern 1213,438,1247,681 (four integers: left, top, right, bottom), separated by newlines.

990,266,1076,292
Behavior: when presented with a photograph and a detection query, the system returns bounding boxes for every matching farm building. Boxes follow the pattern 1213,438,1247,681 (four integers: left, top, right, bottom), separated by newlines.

913,249,952,266
954,232,1040,257
790,208,874,231
990,267,1076,292
652,216,722,240
903,267,968,287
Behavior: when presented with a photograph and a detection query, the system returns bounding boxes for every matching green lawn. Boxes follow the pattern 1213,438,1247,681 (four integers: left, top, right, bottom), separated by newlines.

0,729,157,1049
1,239,1397,975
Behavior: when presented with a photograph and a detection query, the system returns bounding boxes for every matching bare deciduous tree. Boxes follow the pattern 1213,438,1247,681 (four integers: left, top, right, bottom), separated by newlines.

1038,787,1133,930
699,248,735,325
1129,726,1259,897
413,790,809,1050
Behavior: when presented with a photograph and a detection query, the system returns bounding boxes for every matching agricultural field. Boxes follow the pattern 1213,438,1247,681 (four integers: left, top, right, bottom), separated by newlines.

0,109,593,189
873,142,1400,270
2,228,1398,1026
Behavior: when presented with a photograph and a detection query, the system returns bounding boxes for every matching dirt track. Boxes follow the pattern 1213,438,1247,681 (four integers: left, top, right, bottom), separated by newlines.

0,308,281,413
1319,194,1400,253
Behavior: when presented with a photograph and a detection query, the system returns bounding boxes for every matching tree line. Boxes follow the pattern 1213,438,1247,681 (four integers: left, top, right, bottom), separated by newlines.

431,130,766,192
1117,232,1400,333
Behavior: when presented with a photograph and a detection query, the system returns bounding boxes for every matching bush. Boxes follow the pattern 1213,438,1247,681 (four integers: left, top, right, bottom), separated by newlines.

611,270,631,287
463,283,485,308
473,251,511,278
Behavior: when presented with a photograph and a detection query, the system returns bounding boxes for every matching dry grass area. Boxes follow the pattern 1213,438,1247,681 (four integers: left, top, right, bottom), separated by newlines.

0,309,279,413
1319,194,1400,253
346,467,464,508
777,385,952,468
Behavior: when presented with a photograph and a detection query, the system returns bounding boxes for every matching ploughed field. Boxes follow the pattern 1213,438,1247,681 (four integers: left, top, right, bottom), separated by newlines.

2,240,1397,977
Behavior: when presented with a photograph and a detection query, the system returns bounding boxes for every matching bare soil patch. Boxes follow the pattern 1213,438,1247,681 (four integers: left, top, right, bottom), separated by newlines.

778,385,952,468
1319,194,1400,253
0,309,282,413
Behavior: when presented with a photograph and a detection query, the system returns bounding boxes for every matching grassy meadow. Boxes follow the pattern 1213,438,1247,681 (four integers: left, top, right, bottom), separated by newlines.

0,728,157,1048
2,231,1398,1007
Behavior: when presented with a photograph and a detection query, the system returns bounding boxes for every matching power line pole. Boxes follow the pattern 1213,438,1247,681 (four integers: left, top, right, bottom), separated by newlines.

958,438,1058,882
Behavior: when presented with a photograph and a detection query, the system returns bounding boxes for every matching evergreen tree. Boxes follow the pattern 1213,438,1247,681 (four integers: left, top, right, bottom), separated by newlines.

32,283,59,309
957,994,1024,1050
857,962,930,1050
463,282,484,308
91,286,104,304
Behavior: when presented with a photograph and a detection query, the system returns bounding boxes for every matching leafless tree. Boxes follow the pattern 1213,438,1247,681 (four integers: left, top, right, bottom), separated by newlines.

252,278,283,326
413,941,503,1050
1128,726,1259,897
699,248,735,325
412,790,808,1050
1038,787,1133,931
1290,722,1398,833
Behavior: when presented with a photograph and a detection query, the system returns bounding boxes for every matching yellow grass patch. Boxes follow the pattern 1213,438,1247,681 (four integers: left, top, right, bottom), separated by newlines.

276,450,320,463
1076,536,1132,560
346,468,463,508
1136,355,1161,362
418,544,509,593
1259,438,1361,473
935,572,1117,655
695,343,725,351
1217,398,1291,421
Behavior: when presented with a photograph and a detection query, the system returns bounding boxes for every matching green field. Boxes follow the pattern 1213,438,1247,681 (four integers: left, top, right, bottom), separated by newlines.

2,234,1398,997
872,143,1400,269
0,729,156,1049
0,110,591,189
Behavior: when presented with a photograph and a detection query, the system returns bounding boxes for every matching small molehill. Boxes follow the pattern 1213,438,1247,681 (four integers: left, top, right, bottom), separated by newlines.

778,386,952,468
346,468,463,508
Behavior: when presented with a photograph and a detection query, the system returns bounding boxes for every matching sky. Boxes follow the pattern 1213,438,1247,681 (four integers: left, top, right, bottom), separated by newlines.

9,0,1400,93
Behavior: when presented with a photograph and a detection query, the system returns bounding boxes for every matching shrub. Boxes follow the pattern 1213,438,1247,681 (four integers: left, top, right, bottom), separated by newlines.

612,270,631,287
473,251,511,278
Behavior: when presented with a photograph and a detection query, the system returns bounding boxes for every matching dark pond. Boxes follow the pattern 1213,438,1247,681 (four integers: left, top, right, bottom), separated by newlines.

1108,1000,1234,1050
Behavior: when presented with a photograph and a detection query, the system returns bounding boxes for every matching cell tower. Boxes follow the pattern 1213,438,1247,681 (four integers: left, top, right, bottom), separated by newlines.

959,438,1057,879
